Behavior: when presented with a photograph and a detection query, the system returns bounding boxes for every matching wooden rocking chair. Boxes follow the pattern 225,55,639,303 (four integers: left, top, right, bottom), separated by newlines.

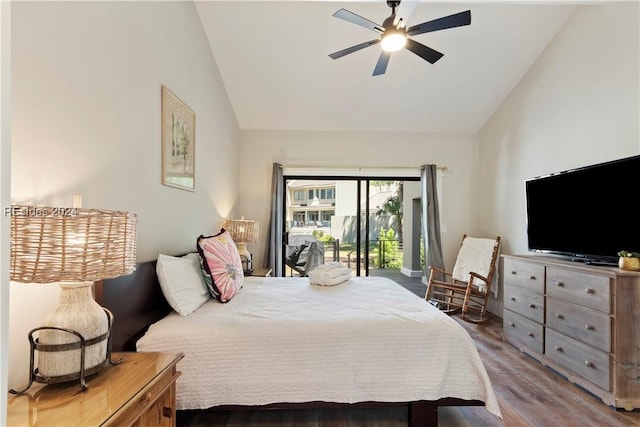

425,235,501,323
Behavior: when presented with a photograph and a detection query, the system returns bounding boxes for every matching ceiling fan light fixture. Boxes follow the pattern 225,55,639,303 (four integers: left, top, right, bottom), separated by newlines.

381,31,406,52
329,3,471,75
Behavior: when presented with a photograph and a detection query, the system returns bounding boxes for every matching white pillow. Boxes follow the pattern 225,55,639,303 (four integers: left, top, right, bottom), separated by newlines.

156,253,210,316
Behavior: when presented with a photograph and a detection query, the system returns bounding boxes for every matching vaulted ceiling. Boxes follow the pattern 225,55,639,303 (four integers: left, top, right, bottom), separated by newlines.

195,1,578,133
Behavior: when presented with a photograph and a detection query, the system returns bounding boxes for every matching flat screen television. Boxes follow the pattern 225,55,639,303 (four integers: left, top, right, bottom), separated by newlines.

525,154,640,265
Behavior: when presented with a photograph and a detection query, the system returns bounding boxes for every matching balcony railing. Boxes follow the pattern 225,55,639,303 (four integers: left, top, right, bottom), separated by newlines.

289,220,331,228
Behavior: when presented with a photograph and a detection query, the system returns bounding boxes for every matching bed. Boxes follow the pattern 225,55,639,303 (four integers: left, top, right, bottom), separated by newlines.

98,257,502,426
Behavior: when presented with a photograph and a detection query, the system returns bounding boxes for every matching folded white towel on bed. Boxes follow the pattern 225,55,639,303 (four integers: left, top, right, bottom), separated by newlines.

308,262,352,286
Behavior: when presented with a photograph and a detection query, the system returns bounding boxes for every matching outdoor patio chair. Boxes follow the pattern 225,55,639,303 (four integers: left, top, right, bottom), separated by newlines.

285,235,325,277
425,234,501,323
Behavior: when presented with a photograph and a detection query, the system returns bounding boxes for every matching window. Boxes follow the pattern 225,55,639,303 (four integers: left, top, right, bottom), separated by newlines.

293,190,304,201
308,189,314,199
319,188,335,200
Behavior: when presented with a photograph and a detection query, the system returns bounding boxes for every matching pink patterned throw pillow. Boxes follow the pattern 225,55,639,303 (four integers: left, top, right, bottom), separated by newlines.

196,229,244,302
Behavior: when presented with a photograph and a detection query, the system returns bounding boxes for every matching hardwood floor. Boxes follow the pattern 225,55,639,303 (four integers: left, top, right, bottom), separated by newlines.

176,314,640,427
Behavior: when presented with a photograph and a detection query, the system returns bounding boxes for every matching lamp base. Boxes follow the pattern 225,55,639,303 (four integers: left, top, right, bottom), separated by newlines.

236,242,250,259
39,281,108,377
237,242,253,274
9,307,123,394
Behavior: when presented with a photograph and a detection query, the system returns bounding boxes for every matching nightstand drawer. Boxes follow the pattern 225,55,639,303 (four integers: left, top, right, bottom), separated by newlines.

547,297,610,353
109,358,180,426
504,284,544,323
547,267,610,312
546,328,610,391
503,258,545,294
504,309,543,354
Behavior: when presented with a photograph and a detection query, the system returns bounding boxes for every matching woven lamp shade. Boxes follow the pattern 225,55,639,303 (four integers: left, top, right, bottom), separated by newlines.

10,206,138,283
222,218,259,243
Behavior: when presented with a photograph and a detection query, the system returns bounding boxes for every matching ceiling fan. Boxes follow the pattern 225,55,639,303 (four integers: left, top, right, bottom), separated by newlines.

328,1,471,76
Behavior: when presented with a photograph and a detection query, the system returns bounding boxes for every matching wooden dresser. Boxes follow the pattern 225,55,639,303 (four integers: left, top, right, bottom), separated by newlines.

7,352,183,426
502,255,640,411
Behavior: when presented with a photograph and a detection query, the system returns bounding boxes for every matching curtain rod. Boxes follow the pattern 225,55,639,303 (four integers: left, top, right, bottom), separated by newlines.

279,165,447,171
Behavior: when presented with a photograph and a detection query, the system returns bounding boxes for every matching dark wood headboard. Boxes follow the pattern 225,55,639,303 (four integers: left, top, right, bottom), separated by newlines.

96,258,172,352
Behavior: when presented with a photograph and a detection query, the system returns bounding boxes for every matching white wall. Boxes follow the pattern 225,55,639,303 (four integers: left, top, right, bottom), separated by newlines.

479,2,640,314
239,130,483,271
0,1,11,423
9,1,240,390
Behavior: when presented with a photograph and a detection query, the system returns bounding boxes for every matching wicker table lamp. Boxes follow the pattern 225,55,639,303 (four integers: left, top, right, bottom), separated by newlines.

222,217,258,273
9,205,137,393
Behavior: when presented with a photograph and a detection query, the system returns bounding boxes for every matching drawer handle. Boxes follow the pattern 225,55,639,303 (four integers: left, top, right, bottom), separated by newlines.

140,392,152,404
509,322,515,327
585,324,594,331
554,345,563,352
511,271,517,275
585,288,595,294
529,275,536,280
162,407,173,418
511,297,517,301
585,360,594,368
555,281,564,287
555,313,564,319
527,332,534,337
528,303,536,308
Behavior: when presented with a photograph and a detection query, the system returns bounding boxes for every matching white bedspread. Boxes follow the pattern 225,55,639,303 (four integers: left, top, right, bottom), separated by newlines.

137,276,502,419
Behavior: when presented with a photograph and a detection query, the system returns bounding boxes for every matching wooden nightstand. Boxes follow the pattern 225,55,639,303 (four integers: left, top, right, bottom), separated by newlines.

7,352,183,426
249,267,272,277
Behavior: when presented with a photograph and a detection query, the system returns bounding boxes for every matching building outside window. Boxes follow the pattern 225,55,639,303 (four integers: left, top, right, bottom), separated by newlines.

286,181,340,232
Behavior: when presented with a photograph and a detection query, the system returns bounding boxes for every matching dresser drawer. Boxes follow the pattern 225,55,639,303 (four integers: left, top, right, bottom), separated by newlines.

504,284,544,323
547,297,611,353
546,267,610,313
545,328,610,391
504,309,544,354
503,258,545,294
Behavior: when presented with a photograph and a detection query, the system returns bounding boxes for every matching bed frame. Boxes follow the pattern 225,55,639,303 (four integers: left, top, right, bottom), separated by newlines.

97,257,484,427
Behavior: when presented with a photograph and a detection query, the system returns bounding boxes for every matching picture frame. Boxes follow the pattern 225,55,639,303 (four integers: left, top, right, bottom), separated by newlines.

161,85,195,191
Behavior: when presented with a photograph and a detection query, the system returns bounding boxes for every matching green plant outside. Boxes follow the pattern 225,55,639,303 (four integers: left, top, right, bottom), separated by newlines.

372,228,402,269
313,228,402,269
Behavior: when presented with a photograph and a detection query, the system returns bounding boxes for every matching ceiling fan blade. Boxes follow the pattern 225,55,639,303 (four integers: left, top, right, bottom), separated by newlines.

333,8,384,33
405,39,444,64
394,0,418,28
372,51,391,76
407,10,471,36
329,39,380,60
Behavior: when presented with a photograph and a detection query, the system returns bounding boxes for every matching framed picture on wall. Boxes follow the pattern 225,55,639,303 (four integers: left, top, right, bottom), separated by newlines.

161,85,195,191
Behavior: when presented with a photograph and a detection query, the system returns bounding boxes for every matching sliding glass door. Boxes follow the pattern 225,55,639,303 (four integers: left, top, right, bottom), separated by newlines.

282,176,420,278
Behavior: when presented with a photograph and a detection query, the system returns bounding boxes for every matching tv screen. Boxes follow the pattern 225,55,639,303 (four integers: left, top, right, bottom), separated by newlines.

525,155,640,264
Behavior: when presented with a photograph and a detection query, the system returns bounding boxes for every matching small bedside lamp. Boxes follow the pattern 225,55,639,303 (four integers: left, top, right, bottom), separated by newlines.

9,203,137,392
222,217,258,273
